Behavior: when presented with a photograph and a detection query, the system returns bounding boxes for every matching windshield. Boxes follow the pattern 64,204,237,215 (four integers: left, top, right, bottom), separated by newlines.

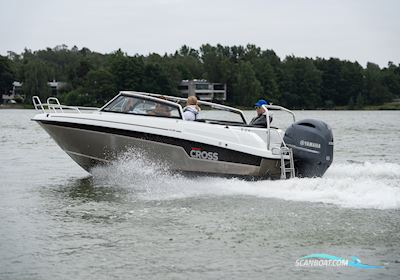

196,104,245,123
174,99,246,124
102,95,182,119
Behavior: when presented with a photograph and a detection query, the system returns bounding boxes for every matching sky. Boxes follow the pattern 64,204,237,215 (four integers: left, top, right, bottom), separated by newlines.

1,0,399,67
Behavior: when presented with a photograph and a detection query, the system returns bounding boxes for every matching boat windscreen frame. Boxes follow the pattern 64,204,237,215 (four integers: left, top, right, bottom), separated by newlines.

100,92,185,119
117,91,248,124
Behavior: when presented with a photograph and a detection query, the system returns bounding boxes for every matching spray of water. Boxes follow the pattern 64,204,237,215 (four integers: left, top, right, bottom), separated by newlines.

90,149,400,210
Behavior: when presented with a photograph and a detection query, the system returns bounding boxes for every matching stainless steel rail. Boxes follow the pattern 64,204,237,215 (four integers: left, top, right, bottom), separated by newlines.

32,96,99,113
261,104,296,179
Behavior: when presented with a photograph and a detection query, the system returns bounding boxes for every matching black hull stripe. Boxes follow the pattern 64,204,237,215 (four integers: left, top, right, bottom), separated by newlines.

37,120,262,166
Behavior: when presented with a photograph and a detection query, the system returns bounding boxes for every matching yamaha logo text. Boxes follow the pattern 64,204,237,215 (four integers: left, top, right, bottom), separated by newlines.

190,148,219,161
300,140,321,149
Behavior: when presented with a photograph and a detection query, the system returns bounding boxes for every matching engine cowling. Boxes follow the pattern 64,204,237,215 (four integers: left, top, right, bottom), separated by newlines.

283,119,333,177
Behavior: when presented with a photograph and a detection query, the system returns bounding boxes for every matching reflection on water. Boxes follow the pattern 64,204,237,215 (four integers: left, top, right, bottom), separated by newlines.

61,177,124,203
38,177,137,225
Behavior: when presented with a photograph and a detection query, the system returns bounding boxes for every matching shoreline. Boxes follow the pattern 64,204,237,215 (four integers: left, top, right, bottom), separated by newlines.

1,102,399,111
0,104,27,109
234,102,400,111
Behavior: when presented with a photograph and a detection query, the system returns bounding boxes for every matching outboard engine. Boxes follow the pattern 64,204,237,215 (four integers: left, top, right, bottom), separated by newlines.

283,119,333,177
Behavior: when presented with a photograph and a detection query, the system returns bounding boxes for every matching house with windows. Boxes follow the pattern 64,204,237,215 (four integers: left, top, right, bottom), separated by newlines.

47,80,67,96
178,80,227,101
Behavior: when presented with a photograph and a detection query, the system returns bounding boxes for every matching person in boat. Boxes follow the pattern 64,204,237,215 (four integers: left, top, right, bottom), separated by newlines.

249,99,273,127
148,96,171,117
183,96,200,121
123,97,137,112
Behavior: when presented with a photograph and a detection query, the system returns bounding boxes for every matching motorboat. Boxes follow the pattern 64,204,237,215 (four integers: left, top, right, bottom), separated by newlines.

32,91,334,179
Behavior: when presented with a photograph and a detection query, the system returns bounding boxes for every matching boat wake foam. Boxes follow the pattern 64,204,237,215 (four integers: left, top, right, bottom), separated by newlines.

90,150,400,210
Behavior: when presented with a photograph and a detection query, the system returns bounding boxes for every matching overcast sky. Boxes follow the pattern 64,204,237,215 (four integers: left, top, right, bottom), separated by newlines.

1,0,399,67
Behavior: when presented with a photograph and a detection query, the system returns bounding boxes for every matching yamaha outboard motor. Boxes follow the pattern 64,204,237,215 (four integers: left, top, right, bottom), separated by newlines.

283,119,333,177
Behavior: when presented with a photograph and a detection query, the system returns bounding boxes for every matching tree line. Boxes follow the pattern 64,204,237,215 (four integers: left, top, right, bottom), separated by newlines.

1,44,399,109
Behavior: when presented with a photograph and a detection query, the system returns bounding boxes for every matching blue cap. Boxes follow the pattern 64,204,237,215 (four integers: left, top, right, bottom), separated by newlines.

255,99,268,107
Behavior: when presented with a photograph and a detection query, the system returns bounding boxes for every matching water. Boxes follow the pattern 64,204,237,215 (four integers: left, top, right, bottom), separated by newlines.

0,109,399,279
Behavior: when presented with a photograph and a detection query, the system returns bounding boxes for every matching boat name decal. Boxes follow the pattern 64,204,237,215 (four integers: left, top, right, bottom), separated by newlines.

300,140,321,149
190,147,219,161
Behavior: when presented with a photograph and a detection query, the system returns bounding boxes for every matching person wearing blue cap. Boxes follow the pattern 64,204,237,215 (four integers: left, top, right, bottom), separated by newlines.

249,99,273,127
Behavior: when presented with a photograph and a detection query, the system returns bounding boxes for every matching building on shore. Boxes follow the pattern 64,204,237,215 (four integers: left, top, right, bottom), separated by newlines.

1,80,68,104
178,80,227,101
1,81,24,104
47,80,67,96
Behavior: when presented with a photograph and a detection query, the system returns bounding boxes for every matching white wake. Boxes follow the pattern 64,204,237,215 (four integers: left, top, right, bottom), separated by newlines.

90,151,400,210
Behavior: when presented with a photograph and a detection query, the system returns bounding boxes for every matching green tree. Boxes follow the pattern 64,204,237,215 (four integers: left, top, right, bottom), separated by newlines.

5,43,397,108
21,59,51,99
315,58,341,107
0,55,15,96
172,45,203,80
140,63,175,95
108,50,145,90
84,68,117,105
200,44,232,83
279,57,322,109
355,92,365,109
232,61,262,105
364,62,392,105
381,62,400,99
252,57,280,103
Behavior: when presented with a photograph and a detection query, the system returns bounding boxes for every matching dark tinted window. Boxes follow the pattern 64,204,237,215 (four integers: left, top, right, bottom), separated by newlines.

213,84,225,90
195,83,209,90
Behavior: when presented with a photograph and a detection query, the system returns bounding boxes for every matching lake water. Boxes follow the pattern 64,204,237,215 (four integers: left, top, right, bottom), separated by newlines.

0,109,399,279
